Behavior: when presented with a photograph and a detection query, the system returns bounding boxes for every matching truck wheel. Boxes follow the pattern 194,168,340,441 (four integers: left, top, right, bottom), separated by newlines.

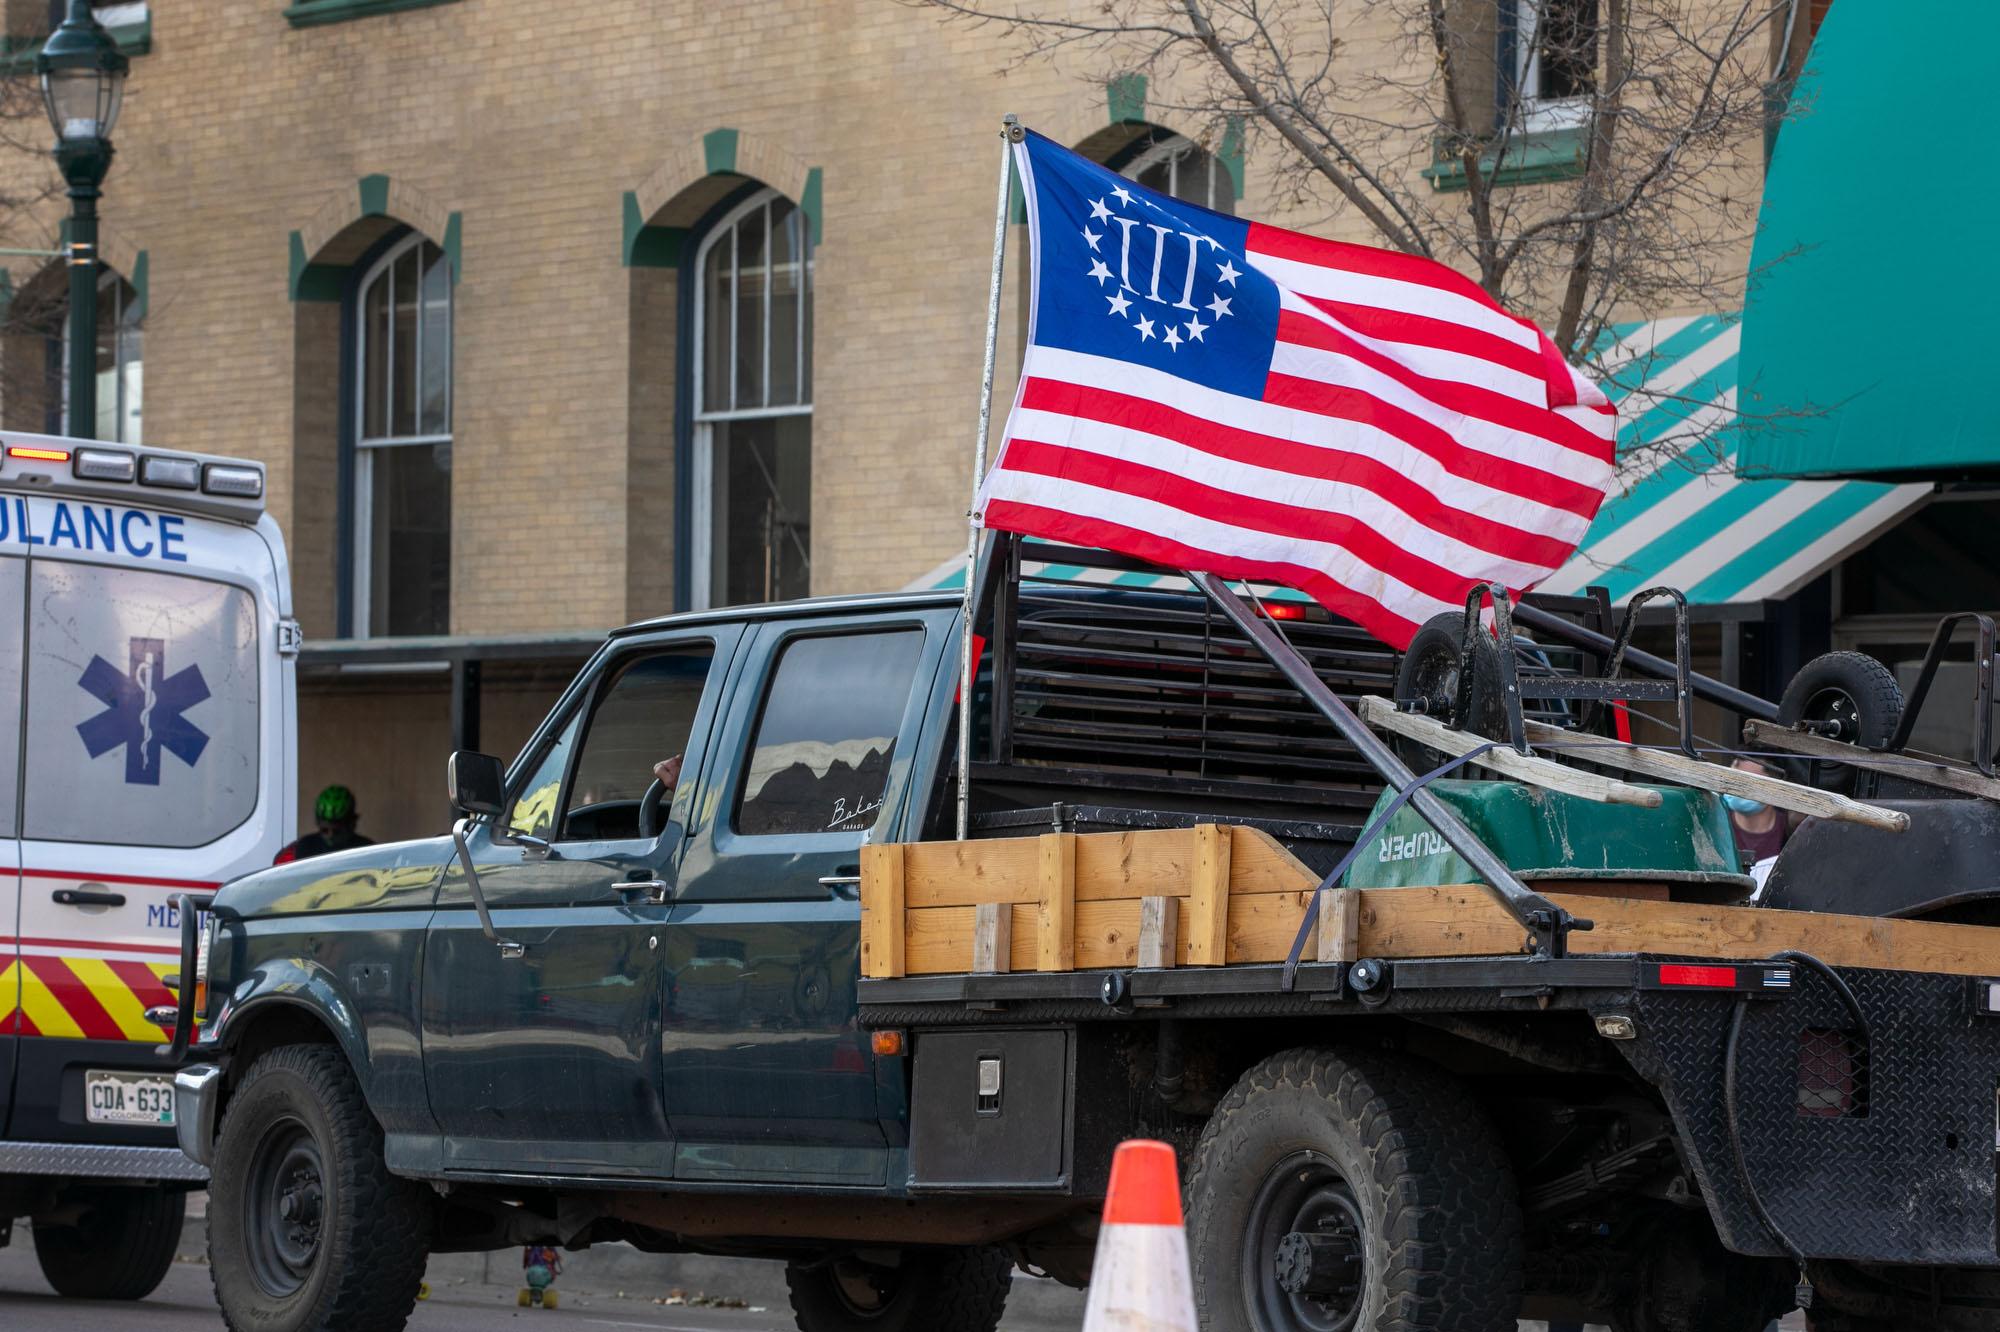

784,1245,1011,1332
31,1184,184,1299
207,1044,433,1332
1184,1046,1523,1332
1778,652,1905,794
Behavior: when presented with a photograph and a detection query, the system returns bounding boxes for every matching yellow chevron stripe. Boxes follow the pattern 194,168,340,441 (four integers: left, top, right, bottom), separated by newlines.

66,956,167,1042
0,960,18,1034
17,960,86,1040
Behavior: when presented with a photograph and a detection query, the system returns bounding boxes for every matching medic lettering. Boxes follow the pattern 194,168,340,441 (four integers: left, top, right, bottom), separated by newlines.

0,497,188,561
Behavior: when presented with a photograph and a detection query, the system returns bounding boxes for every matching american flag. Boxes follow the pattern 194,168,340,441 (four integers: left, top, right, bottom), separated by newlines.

976,130,1617,650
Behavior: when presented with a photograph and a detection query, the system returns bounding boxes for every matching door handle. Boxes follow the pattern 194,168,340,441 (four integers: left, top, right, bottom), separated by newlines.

54,886,126,908
621,879,671,905
818,873,862,900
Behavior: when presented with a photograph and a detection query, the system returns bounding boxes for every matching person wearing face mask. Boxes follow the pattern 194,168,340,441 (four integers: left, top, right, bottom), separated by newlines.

1725,758,1790,892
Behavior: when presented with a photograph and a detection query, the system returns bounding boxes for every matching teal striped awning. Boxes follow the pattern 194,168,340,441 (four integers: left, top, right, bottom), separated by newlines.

1537,314,1930,604
909,313,1931,607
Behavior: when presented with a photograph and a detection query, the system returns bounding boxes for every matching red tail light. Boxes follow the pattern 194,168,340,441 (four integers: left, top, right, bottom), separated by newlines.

1658,963,1739,988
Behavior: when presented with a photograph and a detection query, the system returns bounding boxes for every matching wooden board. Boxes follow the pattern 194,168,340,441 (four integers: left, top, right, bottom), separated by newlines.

1357,697,1662,808
1521,718,1908,831
858,843,904,979
1744,720,2000,803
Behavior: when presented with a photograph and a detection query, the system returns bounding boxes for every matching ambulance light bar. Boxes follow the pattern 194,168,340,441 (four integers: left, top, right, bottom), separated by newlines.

7,445,70,463
139,454,200,490
73,446,135,481
202,463,264,499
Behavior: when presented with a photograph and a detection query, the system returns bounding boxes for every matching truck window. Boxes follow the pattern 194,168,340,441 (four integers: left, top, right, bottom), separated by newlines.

561,645,714,841
735,629,924,837
506,713,579,842
22,561,259,848
0,556,21,838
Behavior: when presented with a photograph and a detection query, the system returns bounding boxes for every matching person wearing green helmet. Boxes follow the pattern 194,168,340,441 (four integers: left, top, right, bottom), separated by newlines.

273,784,376,864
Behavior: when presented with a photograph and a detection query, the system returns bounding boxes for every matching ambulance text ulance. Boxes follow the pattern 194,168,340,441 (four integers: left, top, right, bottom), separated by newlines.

0,497,189,561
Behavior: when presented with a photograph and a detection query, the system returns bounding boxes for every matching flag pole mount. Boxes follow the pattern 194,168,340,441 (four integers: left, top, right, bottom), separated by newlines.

957,112,1018,842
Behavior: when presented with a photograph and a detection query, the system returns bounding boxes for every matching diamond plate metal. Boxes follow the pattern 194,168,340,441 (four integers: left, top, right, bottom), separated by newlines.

1631,966,2000,1266
0,1140,207,1182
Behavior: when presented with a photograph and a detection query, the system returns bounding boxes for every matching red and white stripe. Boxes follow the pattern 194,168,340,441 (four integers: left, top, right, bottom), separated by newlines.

980,220,1616,649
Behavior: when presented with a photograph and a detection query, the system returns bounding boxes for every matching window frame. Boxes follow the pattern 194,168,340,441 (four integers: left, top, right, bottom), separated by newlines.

1511,0,1597,133
554,639,720,843
719,621,937,850
1115,132,1236,214
350,230,453,638
689,187,814,611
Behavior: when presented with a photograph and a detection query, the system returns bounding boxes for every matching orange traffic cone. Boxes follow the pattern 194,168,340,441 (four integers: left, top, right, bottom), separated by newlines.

1082,1140,1197,1332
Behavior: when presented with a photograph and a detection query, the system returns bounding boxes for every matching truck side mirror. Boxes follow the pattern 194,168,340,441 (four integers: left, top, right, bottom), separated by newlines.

447,750,507,818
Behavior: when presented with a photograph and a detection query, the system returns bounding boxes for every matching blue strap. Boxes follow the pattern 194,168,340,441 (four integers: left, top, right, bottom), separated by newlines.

1282,742,1502,991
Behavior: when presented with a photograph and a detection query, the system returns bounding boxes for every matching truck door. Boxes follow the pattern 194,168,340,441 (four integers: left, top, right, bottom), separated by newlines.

0,554,22,1136
662,610,951,1186
422,626,740,1176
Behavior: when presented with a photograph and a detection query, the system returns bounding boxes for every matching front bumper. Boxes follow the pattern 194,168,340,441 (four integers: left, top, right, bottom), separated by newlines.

172,1064,223,1168
0,1140,206,1182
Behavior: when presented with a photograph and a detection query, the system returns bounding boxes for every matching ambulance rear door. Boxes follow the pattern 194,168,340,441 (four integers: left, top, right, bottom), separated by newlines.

10,490,283,1146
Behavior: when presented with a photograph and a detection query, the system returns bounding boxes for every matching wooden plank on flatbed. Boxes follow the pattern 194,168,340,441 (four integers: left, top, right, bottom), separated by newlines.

1357,697,1662,808
859,843,905,979
1359,886,2000,977
1521,718,1909,832
1744,720,2000,803
1037,832,1076,972
1188,824,1231,965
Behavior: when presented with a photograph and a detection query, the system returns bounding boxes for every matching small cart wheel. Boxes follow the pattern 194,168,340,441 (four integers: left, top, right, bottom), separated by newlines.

1392,612,1508,771
1777,652,1905,794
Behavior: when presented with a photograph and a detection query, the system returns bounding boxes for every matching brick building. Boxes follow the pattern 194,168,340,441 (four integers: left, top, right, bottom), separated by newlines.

0,0,1781,840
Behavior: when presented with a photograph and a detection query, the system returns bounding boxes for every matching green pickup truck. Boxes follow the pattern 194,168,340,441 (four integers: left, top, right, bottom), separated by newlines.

165,551,2000,1332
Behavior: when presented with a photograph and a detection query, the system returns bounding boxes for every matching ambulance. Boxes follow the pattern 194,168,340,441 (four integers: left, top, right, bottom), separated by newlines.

0,433,295,1300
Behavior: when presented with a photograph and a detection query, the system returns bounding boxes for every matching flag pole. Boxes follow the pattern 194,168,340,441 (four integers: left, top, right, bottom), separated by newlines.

957,112,1019,842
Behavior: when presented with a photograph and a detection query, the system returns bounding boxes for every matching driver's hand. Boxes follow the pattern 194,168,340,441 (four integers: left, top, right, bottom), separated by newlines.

652,755,683,790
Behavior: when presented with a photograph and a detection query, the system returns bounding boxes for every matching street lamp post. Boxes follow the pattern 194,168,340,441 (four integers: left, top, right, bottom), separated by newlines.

36,0,127,441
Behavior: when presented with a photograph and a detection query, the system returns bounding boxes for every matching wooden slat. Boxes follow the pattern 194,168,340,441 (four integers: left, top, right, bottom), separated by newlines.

1356,887,2000,977
1138,896,1177,969
1074,828,1194,901
859,843,905,979
972,902,1012,974
1188,824,1231,965
1357,697,1662,808
1037,832,1077,973
1744,720,2000,803
905,890,1317,973
903,837,1041,907
1317,889,1360,963
1522,718,1909,832
1230,825,1319,893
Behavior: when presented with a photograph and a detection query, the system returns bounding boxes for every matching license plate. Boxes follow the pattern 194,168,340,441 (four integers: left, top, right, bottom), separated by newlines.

85,1070,175,1127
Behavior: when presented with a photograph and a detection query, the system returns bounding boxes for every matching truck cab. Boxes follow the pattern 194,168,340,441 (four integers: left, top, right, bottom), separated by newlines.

0,433,296,1300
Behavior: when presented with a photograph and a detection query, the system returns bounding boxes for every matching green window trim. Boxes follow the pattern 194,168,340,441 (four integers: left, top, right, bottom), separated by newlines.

1107,73,1147,125
1422,125,1586,193
0,14,150,74
284,0,458,29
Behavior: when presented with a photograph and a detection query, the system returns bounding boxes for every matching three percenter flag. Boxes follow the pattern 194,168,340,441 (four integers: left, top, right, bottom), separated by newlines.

976,129,1617,651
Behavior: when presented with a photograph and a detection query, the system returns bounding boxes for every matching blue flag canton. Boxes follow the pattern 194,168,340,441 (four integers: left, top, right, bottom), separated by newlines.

1020,131,1279,400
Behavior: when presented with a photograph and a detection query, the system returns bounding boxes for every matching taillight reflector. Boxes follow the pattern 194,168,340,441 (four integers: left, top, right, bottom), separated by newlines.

1659,963,1739,988
1262,601,1309,620
7,445,70,462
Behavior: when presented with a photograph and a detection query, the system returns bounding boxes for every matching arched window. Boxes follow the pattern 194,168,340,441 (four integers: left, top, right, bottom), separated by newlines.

691,188,813,609
1113,129,1236,214
352,232,452,638
55,269,143,442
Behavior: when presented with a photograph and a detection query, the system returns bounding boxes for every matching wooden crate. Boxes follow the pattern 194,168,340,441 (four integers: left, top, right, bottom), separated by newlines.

860,825,2000,980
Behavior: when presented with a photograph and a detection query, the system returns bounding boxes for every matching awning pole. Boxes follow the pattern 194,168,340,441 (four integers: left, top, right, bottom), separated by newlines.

957,113,1018,842
1187,571,1585,956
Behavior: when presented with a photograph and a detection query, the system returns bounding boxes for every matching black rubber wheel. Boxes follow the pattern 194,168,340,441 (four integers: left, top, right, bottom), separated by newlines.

31,1184,184,1299
785,1246,1011,1332
1777,652,1905,795
1392,612,1509,771
1184,1046,1523,1332
208,1044,433,1332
